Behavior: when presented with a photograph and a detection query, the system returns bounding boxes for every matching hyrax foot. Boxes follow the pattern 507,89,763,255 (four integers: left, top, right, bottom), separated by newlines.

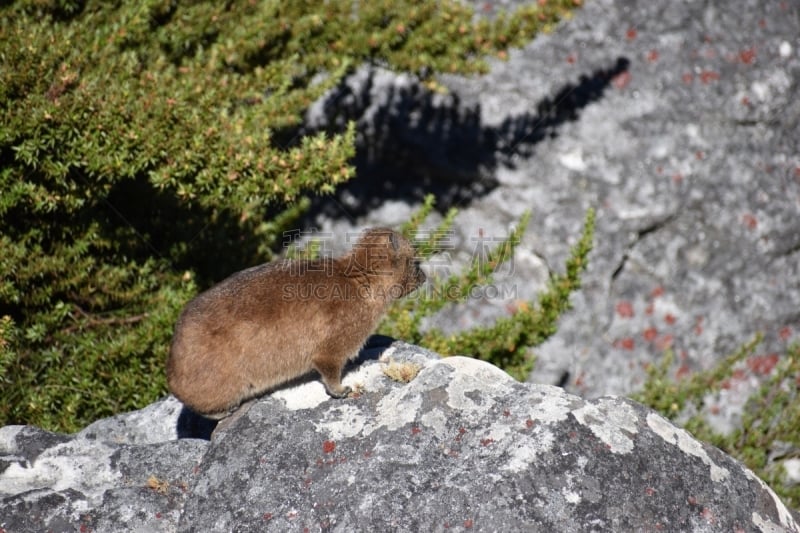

313,356,350,399
325,384,352,399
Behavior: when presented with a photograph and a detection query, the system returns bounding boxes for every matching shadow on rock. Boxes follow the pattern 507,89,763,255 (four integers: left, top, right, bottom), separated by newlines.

176,407,218,440
354,334,395,363
303,57,630,217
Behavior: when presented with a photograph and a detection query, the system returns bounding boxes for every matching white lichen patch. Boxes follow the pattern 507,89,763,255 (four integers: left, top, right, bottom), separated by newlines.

419,408,448,439
558,472,585,506
524,385,574,424
484,422,513,444
501,428,556,473
559,147,588,172
315,370,426,439
646,412,730,483
314,404,369,441
743,467,800,532
0,438,120,505
0,425,24,454
441,356,514,420
752,511,797,533
372,385,423,433
562,486,582,505
572,398,639,454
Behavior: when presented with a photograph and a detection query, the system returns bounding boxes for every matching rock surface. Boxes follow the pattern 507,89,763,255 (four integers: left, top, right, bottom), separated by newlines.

303,0,800,414
1,342,797,532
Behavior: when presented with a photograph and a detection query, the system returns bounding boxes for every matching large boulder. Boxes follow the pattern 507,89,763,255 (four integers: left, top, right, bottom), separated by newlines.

1,342,796,532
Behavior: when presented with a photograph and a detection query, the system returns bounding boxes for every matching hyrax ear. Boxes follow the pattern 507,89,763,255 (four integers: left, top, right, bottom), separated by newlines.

390,231,400,252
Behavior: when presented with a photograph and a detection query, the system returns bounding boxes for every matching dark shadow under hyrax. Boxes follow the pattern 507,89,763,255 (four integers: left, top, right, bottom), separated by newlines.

300,57,629,218
175,334,395,440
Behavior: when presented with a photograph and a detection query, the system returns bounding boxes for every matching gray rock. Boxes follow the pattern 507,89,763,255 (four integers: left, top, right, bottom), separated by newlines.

0,421,207,533
1,343,797,532
490,0,800,410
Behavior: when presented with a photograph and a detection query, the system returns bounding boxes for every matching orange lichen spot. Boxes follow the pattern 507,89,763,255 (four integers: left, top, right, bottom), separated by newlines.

616,301,635,318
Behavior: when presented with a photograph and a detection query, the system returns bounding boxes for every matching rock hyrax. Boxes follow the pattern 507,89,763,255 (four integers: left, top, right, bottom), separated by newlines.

167,227,426,419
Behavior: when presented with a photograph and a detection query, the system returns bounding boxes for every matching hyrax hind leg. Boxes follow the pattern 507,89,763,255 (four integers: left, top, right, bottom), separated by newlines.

312,353,352,399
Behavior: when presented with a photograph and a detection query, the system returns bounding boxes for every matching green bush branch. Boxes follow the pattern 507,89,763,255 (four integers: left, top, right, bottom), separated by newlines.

635,336,800,509
382,199,595,381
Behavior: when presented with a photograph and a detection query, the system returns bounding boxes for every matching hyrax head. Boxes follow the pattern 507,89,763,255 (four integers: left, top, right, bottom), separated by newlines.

352,227,426,298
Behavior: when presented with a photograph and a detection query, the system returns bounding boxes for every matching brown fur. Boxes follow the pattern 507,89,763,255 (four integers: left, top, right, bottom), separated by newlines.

166,228,425,418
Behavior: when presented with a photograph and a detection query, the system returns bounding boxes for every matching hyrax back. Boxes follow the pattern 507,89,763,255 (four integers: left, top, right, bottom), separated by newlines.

166,227,425,418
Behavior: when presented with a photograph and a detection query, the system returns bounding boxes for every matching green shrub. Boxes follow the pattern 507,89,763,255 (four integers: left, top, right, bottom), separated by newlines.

381,196,595,380
0,0,583,433
634,336,800,510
